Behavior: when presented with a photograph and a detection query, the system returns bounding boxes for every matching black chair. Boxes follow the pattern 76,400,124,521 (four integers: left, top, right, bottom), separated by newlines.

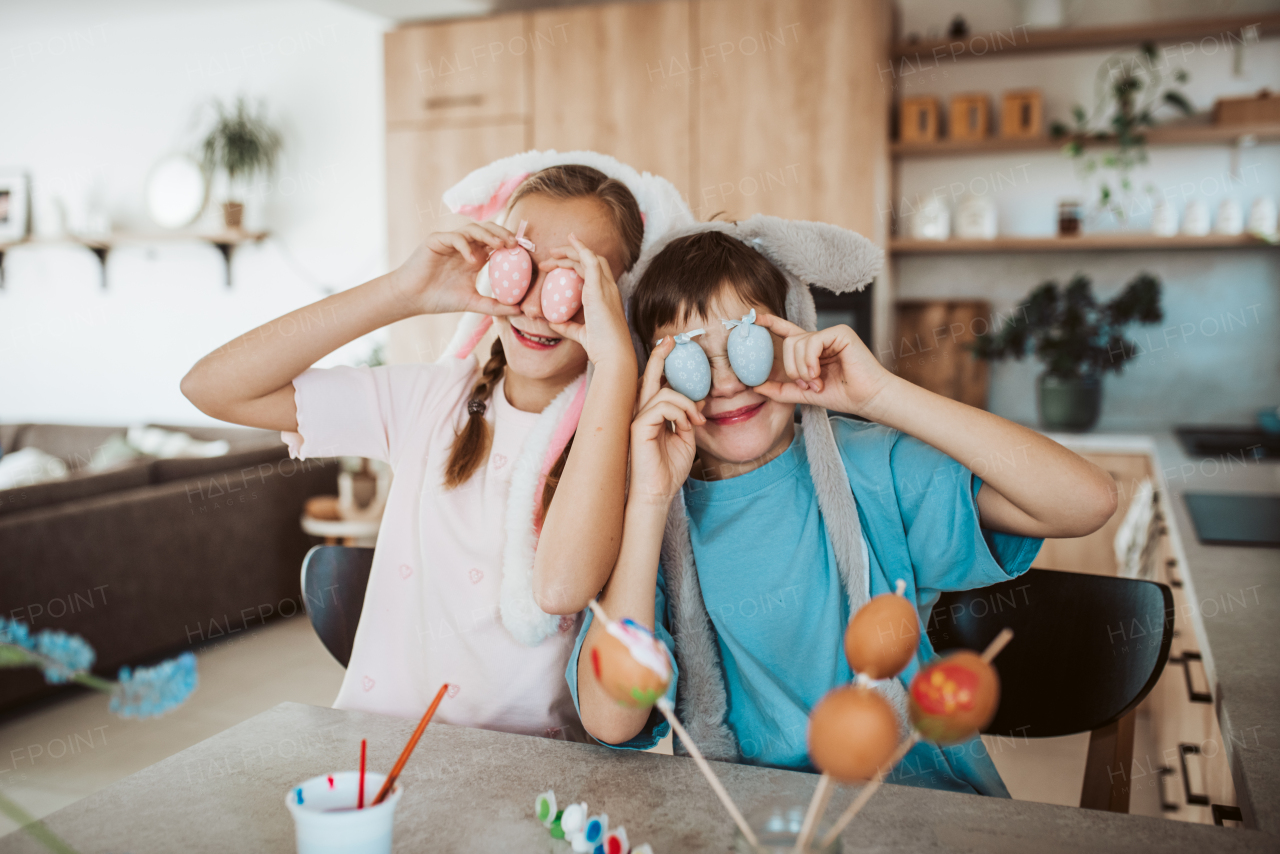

300,545,375,668
928,568,1173,813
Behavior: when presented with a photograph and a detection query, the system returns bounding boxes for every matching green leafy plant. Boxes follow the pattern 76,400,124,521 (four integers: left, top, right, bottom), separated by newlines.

972,273,1163,379
1050,43,1193,221
200,95,282,202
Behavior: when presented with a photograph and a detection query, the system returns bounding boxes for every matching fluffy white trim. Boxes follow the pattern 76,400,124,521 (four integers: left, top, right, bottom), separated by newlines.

443,149,695,259
499,372,588,646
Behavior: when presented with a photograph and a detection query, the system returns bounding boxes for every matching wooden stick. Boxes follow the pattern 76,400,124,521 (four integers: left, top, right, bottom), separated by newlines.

656,698,758,847
817,629,1015,847
818,731,920,848
981,627,1014,663
371,682,449,806
793,772,833,853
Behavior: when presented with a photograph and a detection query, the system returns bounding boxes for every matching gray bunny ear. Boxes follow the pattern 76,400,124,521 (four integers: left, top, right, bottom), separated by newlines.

734,214,883,294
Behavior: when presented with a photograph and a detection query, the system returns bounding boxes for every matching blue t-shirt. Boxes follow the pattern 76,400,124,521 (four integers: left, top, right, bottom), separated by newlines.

566,418,1043,796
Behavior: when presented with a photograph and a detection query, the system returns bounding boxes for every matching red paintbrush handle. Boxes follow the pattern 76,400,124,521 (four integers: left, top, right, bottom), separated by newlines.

372,683,449,806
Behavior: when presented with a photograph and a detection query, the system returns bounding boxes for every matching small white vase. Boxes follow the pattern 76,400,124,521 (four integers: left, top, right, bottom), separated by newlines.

1151,199,1179,237
911,195,951,241
954,194,998,239
1021,0,1064,29
1214,199,1244,235
1181,200,1210,236
1247,196,1277,237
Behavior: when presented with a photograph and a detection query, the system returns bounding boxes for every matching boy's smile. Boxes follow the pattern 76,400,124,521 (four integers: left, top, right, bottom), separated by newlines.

654,289,795,480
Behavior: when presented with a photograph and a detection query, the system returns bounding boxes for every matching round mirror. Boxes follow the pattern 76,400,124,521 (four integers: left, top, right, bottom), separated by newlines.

146,155,207,229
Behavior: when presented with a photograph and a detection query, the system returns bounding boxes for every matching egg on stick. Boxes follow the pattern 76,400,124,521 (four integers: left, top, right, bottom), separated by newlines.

586,601,759,848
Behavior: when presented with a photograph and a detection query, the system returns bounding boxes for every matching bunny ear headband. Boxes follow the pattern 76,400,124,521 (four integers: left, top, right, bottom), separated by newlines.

431,150,694,648
618,217,901,761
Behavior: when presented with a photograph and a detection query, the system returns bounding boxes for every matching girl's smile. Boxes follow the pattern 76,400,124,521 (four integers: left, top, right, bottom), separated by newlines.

510,323,563,350
704,401,764,425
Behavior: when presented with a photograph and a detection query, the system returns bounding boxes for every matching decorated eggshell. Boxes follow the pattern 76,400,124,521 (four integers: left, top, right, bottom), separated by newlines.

908,650,1000,745
807,685,901,783
845,591,920,679
589,618,671,709
487,245,533,305
723,310,774,387
541,267,584,323
662,330,711,401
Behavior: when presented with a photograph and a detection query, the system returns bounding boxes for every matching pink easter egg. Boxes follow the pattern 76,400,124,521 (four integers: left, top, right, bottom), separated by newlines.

489,245,533,306
540,267,584,323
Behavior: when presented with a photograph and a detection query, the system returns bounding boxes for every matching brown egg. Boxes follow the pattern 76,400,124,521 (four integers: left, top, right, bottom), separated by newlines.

845,593,920,679
908,650,1000,745
589,623,671,710
807,686,902,783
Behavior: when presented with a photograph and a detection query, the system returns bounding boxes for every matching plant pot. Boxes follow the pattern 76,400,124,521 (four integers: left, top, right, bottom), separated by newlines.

1037,373,1102,432
222,201,244,230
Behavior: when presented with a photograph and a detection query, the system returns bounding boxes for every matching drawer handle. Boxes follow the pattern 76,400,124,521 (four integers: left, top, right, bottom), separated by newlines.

1172,651,1212,704
1166,557,1183,588
1179,743,1210,806
1212,804,1243,826
1157,765,1178,812
424,94,484,110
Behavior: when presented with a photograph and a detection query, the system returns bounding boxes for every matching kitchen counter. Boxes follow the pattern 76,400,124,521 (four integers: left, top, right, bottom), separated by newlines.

1047,431,1280,835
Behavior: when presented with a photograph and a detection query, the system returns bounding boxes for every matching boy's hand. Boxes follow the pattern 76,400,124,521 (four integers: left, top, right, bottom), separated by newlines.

629,338,705,506
388,223,524,318
752,315,897,420
542,234,636,373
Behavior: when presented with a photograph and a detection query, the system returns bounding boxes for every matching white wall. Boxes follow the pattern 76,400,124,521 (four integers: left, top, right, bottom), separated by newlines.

0,0,391,426
890,0,1280,430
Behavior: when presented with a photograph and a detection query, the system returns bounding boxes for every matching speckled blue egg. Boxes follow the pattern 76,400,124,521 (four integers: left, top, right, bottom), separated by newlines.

663,335,711,401
726,321,774,387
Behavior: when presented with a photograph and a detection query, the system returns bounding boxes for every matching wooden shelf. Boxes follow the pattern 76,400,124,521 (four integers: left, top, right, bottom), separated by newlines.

892,12,1280,61
890,233,1278,255
891,122,1280,159
0,230,268,288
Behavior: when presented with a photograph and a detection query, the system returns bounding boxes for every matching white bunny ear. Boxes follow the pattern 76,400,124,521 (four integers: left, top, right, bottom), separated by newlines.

734,214,883,295
441,149,695,257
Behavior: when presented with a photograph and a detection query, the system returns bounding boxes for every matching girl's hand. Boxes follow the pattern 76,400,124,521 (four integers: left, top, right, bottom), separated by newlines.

629,339,705,506
542,234,636,373
752,315,897,420
388,223,524,317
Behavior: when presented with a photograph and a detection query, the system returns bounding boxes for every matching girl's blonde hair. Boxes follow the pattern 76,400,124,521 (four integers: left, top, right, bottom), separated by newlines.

443,165,644,521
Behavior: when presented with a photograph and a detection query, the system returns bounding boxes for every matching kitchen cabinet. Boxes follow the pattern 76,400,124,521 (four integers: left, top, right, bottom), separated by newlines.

384,0,892,364
530,2,694,200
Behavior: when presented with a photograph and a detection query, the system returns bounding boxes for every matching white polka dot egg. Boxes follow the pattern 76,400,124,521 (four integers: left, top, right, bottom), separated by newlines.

663,330,712,401
541,267,584,323
487,245,533,306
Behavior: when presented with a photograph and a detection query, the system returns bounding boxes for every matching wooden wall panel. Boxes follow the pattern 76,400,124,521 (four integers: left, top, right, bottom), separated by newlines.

694,0,890,233
531,2,693,200
385,15,529,128
384,124,526,364
893,300,990,408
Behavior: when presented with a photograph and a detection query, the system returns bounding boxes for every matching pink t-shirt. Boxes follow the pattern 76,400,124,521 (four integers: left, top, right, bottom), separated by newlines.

284,358,584,740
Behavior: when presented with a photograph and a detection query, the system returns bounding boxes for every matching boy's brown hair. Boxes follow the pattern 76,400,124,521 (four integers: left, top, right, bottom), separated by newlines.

629,230,788,350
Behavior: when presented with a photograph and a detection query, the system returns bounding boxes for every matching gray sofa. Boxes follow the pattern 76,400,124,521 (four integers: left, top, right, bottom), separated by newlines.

0,423,338,713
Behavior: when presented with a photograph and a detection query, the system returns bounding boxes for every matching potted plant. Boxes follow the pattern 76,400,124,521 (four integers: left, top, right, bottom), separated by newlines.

200,95,282,230
972,273,1163,432
1050,43,1193,223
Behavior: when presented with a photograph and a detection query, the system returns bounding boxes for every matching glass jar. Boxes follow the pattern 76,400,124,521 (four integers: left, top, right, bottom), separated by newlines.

1057,199,1082,236
732,801,842,854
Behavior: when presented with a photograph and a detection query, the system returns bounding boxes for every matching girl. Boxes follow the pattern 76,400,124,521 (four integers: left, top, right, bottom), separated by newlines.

182,161,683,740
571,220,1117,792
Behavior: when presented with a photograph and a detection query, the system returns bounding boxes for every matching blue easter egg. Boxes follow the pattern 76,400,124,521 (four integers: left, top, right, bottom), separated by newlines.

663,338,711,401
727,322,774,387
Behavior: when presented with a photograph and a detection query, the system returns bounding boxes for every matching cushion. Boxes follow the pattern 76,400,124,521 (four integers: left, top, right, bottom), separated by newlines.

14,425,128,472
0,423,29,454
148,444,293,485
0,462,152,517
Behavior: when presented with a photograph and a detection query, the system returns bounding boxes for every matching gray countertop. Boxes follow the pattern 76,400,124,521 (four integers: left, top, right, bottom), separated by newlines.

1,701,1275,853
1047,431,1280,836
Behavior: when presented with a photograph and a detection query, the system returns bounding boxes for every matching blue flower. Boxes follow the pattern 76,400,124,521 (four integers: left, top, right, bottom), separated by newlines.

34,630,96,684
110,653,198,719
0,617,35,650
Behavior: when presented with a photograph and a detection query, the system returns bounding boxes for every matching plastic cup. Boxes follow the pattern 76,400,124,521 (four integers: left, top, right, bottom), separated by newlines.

286,771,402,854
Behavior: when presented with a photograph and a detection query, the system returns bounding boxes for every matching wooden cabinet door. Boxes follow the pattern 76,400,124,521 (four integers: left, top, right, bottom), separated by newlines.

530,1,693,200
386,15,529,128
694,0,890,235
385,124,527,363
